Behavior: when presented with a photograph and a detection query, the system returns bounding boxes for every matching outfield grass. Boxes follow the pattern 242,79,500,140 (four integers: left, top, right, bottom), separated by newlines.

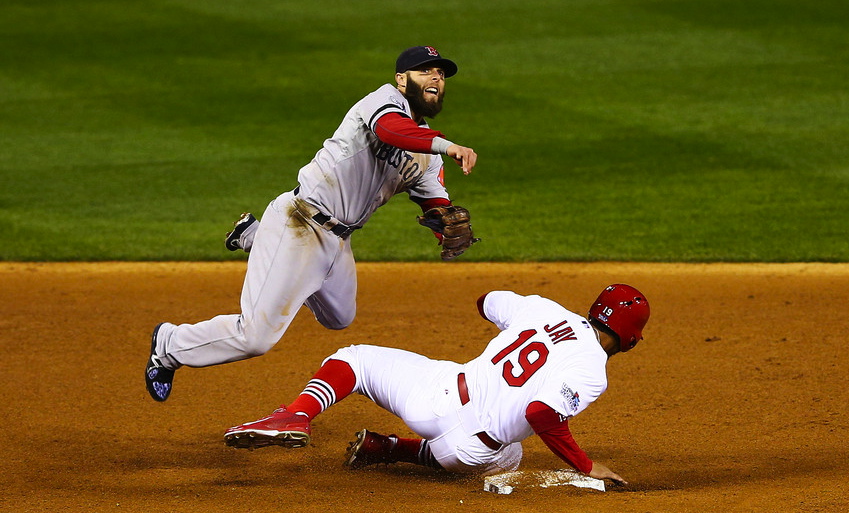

2,0,847,261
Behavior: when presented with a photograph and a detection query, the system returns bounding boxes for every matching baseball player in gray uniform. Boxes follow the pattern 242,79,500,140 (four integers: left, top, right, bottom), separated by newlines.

223,285,650,484
146,46,479,402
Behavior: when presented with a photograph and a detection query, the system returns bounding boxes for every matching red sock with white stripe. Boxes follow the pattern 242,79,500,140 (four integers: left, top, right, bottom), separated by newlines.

287,359,356,420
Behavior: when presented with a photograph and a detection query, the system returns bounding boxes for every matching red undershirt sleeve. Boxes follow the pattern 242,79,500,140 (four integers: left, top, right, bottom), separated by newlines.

374,112,445,153
525,401,594,474
415,197,451,212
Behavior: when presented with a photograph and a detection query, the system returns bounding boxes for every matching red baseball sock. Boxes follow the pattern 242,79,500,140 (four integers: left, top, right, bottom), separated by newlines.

385,435,442,469
287,359,356,420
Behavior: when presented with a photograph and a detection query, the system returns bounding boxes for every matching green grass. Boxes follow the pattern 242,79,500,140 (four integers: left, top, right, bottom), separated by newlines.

2,0,848,261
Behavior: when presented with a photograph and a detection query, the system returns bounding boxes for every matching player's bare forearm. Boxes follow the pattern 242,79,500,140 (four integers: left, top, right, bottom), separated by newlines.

588,462,628,486
446,144,477,175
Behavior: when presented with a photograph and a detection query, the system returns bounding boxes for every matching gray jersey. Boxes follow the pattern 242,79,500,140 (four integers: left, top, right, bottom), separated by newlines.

297,84,449,226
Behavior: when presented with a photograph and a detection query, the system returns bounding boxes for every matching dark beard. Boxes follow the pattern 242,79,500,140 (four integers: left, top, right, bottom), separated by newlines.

404,77,444,119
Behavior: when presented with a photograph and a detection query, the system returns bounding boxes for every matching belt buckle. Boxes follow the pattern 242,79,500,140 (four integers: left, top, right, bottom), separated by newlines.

337,225,355,239
319,216,355,239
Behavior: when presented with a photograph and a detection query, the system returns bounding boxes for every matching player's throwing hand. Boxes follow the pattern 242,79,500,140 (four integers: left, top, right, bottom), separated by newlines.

446,144,477,175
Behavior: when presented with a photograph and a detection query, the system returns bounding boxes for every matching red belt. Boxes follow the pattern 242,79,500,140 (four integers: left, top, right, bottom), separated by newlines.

457,373,503,451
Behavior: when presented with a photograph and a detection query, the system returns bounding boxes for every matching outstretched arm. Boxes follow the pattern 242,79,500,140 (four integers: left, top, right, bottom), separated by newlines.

526,401,628,485
374,113,477,174
374,113,444,152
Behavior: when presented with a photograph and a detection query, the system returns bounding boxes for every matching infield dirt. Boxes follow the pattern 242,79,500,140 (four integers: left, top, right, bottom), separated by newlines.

1,262,846,512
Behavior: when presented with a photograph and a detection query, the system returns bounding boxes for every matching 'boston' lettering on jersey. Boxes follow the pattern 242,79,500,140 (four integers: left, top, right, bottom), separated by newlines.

375,143,423,182
544,319,577,344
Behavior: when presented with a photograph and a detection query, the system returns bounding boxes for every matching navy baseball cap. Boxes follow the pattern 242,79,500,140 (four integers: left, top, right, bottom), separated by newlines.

395,46,458,77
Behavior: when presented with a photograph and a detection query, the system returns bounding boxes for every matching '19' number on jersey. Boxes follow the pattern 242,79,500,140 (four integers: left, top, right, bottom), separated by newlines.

491,329,548,387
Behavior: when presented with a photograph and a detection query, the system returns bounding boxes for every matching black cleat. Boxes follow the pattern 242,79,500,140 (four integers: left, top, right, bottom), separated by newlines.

225,212,256,252
145,323,175,402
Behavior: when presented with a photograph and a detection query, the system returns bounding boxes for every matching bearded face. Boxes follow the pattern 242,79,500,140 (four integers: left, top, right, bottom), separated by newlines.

403,71,445,119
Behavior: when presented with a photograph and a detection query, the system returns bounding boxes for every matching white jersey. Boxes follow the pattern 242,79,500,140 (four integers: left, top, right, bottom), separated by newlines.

462,291,609,445
297,83,449,226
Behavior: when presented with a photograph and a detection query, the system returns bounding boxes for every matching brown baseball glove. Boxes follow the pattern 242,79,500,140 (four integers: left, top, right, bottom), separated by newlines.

417,205,480,261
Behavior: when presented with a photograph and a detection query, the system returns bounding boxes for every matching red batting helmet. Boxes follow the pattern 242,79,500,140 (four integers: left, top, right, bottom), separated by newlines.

588,284,650,352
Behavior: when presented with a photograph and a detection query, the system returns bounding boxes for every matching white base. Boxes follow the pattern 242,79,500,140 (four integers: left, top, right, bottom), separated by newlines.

483,469,606,495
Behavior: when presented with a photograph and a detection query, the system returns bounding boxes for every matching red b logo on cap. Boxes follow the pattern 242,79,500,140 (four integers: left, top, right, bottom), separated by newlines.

425,46,439,56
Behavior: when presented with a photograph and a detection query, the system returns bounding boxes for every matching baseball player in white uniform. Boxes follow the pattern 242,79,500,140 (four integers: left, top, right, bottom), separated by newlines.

145,47,479,402
223,285,651,484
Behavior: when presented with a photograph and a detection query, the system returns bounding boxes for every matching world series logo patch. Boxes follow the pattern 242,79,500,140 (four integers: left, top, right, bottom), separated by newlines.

560,384,580,413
